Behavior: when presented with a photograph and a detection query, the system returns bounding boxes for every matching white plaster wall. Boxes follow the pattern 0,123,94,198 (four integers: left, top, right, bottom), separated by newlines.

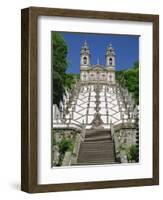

81,70,115,83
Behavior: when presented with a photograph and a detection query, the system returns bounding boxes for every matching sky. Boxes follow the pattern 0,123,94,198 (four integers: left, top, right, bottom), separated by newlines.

59,32,139,74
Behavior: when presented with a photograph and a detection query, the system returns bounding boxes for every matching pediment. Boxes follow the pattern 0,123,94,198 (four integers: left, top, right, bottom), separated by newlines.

89,64,107,71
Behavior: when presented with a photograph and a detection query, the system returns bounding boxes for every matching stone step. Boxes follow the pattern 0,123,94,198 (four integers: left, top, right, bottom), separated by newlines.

79,144,114,150
79,149,114,154
86,129,111,132
86,129,110,133
75,162,116,165
85,134,111,138
80,138,113,144
77,128,115,165
85,130,111,136
80,143,114,148
78,156,115,161
79,152,114,155
78,160,115,164
79,150,114,155
79,151,114,155
78,151,115,161
80,141,114,146
78,155,115,160
78,158,115,163
85,135,111,140
86,131,111,135
79,146,114,151
84,136,112,142
78,148,114,153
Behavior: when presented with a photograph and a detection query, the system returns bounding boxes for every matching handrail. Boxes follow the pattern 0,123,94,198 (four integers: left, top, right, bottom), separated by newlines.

110,123,119,163
81,124,86,141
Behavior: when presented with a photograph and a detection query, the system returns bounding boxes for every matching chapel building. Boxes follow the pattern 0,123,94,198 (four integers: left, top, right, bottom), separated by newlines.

80,41,116,84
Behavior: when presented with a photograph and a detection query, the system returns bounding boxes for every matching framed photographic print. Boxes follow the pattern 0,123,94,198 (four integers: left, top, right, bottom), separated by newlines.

21,7,159,193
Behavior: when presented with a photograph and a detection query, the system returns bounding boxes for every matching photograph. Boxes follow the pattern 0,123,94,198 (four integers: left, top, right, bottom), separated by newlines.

52,32,139,167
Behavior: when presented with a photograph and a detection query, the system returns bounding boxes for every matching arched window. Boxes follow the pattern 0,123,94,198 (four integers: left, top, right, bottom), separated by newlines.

83,57,87,64
109,58,112,65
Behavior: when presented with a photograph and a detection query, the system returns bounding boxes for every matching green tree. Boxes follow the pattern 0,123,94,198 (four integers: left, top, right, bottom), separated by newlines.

58,138,74,166
52,32,68,106
64,74,77,89
116,61,139,105
52,33,79,107
126,145,139,162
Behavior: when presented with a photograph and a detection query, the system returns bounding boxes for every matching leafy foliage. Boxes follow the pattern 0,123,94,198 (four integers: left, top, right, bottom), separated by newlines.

126,144,139,162
58,138,74,154
57,138,74,166
52,32,68,106
52,32,80,107
116,62,139,105
64,73,79,89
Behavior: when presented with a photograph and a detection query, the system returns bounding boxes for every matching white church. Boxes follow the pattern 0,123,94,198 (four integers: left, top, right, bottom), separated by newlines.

80,41,116,84
52,41,139,166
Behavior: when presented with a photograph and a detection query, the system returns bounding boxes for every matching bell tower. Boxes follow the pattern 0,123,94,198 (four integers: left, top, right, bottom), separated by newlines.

105,43,116,84
80,41,91,68
105,43,116,68
80,41,91,81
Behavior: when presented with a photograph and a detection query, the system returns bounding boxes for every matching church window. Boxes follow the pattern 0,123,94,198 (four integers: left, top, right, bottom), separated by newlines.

83,57,87,64
109,58,112,65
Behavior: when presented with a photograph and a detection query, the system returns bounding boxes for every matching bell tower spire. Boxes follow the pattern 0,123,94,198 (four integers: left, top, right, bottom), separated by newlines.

80,40,91,67
105,43,116,84
80,41,91,82
105,43,116,68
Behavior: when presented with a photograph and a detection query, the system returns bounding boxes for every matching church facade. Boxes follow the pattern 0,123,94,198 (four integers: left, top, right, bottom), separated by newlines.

80,41,116,84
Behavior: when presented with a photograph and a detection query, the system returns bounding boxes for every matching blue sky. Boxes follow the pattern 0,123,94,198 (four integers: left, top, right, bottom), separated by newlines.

59,32,139,74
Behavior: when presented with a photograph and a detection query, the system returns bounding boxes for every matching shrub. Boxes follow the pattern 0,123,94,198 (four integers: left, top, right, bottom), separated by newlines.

58,138,74,155
126,144,139,162
116,61,139,105
57,138,74,166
